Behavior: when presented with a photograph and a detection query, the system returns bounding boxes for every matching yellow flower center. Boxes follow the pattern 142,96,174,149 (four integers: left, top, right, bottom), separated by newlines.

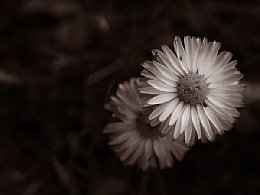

177,73,208,106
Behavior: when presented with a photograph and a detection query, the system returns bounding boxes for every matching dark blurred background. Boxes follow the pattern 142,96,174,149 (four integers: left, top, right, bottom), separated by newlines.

0,0,260,194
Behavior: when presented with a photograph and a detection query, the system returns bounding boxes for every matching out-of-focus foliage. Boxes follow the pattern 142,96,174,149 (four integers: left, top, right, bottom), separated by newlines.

0,0,259,194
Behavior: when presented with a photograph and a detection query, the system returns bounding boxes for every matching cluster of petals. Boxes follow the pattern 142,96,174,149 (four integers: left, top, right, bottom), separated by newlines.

139,36,244,145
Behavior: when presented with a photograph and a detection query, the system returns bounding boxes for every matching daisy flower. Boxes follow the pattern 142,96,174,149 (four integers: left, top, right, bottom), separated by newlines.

140,36,244,145
103,78,189,170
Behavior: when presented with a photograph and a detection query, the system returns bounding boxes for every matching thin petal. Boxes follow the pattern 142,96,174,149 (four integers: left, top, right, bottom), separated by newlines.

191,106,202,139
153,61,179,83
180,105,191,134
149,104,167,120
147,80,177,92
207,95,233,110
197,104,214,140
141,69,158,80
204,106,223,134
184,118,193,145
206,99,237,123
190,37,199,72
173,110,183,140
159,98,179,121
161,44,186,76
154,48,183,76
147,93,177,105
184,36,192,71
139,87,165,95
173,36,189,74
205,51,233,77
169,101,184,126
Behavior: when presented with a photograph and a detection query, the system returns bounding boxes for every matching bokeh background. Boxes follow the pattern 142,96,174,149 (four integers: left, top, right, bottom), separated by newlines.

0,0,260,194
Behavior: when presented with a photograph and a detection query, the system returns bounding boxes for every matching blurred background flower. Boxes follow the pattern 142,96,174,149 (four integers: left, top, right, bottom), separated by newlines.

0,0,259,194
104,78,189,170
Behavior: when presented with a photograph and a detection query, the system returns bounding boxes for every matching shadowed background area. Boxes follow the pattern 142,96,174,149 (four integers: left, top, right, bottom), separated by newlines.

0,0,260,194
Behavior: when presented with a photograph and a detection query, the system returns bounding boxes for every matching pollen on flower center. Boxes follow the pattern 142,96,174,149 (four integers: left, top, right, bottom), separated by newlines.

177,73,208,106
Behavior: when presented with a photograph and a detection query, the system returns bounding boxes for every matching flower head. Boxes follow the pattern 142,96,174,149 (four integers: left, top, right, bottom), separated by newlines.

140,36,244,145
104,78,189,170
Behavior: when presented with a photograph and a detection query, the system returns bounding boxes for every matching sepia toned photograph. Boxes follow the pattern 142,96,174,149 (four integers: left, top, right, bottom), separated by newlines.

0,0,259,194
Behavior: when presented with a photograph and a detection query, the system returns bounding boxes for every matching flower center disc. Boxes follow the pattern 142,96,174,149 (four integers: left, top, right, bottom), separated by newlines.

177,73,208,106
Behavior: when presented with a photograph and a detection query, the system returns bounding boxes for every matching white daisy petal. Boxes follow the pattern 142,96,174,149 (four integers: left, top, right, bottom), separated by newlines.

147,93,177,105
161,44,186,75
148,104,166,120
185,118,193,145
174,36,185,60
169,101,184,126
180,105,191,134
205,51,233,77
189,127,197,146
139,87,165,95
173,110,183,139
173,36,189,74
150,117,160,127
208,95,240,109
208,87,243,96
191,106,202,139
206,99,237,123
197,104,214,140
147,80,177,92
152,49,165,65
141,69,158,80
190,37,199,72
196,37,209,74
203,106,223,134
183,36,191,69
218,116,233,131
203,41,221,74
142,61,165,80
153,49,183,77
159,98,179,121
153,61,179,83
